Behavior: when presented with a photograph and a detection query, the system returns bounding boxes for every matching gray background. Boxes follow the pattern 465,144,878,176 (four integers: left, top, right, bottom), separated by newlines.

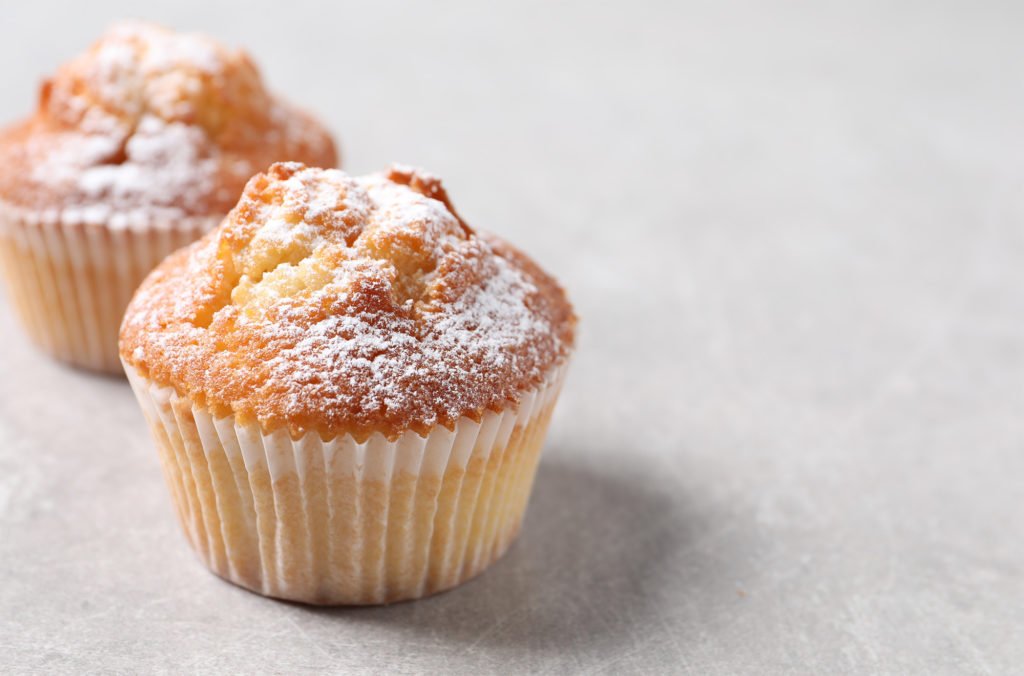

1,1,1022,673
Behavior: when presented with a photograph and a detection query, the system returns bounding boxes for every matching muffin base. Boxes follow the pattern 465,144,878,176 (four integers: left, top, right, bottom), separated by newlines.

125,362,569,605
0,200,217,374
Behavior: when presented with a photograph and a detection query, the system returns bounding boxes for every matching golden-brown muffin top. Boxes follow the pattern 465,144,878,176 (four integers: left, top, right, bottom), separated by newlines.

121,163,576,440
0,21,337,220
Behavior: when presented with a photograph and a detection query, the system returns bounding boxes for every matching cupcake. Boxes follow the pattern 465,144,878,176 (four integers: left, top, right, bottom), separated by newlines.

0,21,337,373
120,162,576,604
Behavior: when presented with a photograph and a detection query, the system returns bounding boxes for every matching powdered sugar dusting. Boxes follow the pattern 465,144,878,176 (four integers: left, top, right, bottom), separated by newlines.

259,249,551,427
56,20,241,126
10,21,336,221
121,164,575,438
75,116,216,205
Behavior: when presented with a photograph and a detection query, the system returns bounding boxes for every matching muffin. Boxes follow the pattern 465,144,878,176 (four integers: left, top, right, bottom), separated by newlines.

120,162,576,604
0,21,337,373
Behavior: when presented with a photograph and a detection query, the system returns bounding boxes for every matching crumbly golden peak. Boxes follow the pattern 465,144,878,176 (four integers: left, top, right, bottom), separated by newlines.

42,20,268,136
0,21,337,218
121,163,576,440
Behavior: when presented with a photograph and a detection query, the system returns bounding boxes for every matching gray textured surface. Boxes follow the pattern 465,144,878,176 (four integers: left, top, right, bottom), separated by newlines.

1,1,1023,674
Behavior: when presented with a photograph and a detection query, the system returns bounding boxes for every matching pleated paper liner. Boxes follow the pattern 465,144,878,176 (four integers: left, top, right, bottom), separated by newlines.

125,361,570,605
0,199,218,374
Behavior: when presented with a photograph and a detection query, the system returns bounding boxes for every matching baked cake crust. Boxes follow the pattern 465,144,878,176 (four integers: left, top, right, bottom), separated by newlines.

120,163,576,440
0,21,337,217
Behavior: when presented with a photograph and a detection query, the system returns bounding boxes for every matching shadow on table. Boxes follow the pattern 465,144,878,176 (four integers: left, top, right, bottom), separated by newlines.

301,453,720,653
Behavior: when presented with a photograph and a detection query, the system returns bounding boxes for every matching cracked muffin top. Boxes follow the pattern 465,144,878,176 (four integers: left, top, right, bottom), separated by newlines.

120,163,576,440
0,20,337,222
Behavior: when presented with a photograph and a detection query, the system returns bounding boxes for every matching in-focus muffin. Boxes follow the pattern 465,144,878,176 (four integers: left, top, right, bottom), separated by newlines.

0,21,337,373
120,162,576,604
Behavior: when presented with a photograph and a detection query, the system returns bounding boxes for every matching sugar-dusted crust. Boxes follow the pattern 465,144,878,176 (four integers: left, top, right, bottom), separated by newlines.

0,21,337,219
120,163,576,440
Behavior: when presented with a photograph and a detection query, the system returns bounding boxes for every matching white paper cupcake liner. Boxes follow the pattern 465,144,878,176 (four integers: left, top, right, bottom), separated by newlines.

124,361,570,605
0,199,219,373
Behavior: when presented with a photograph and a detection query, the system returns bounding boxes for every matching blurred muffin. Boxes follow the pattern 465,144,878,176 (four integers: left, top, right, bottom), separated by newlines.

0,20,337,373
120,163,576,604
